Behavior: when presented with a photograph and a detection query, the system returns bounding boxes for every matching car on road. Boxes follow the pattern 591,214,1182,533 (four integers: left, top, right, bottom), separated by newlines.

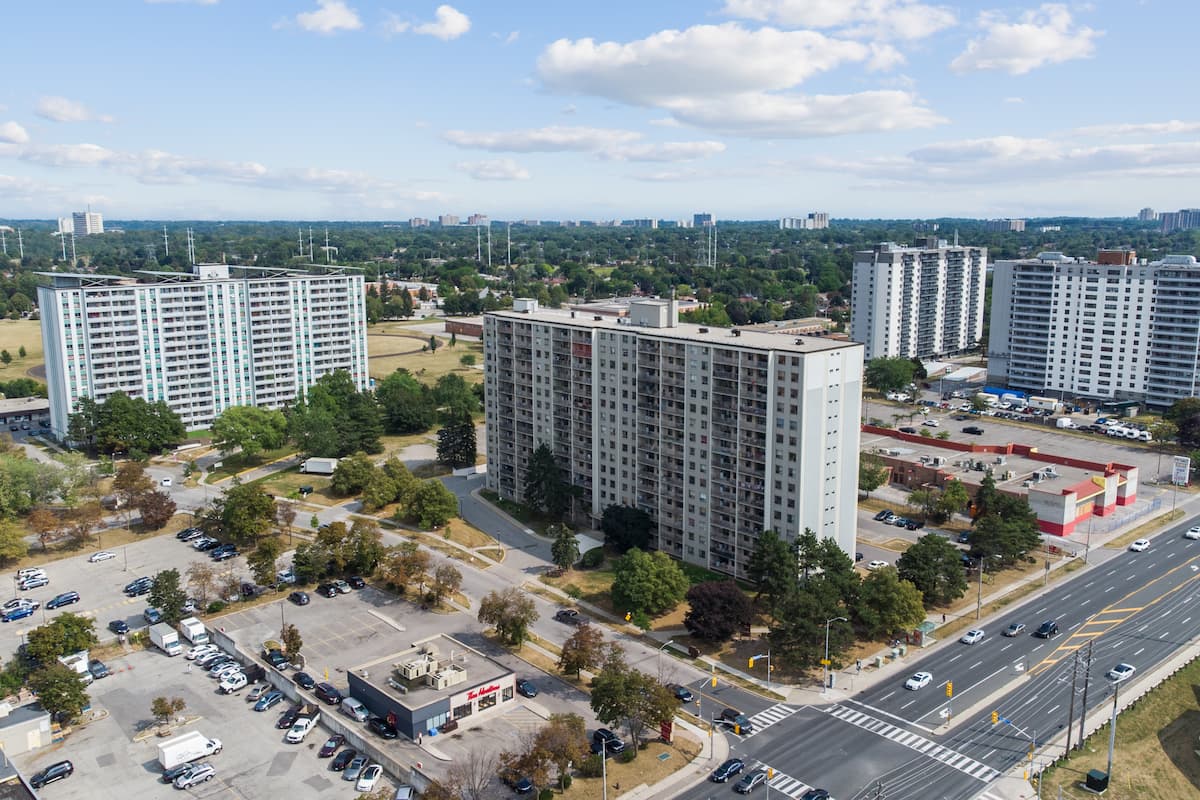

904,671,933,691
368,716,399,739
46,591,81,609
356,764,383,792
672,684,694,702
554,608,587,626
1107,663,1136,683
108,620,129,635
319,734,346,757
254,690,284,712
31,760,74,788
957,531,972,544
315,682,343,704
288,591,310,606
734,770,768,794
294,671,316,690
799,790,831,800
1034,620,1060,638
88,551,116,563
516,678,538,698
1186,526,1200,540
343,755,369,782
88,659,109,679
711,758,746,783
866,560,889,571
1003,622,1026,637
717,708,755,733
2,605,35,622
161,477,172,487
1129,539,1150,552
174,762,214,789
330,748,358,771
962,426,985,435
315,583,338,598
960,629,985,645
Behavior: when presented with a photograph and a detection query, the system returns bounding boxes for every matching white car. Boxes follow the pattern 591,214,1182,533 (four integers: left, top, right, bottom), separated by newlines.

1129,539,1150,552
356,764,383,792
286,716,319,744
960,629,985,645
88,551,116,563
187,644,218,660
922,419,940,427
219,672,248,694
2,598,38,613
867,560,889,571
904,671,933,691
1106,663,1136,683
212,663,243,681
1185,526,1200,540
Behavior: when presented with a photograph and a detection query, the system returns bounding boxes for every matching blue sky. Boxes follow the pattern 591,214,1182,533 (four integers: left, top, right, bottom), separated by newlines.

0,1,1196,221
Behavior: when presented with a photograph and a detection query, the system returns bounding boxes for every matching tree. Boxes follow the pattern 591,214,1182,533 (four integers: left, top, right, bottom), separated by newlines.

281,623,303,659
360,471,399,511
67,392,184,456
859,454,888,497
534,714,590,790
0,520,27,564
288,371,382,457
445,747,497,800
25,612,98,663
212,480,276,546
186,562,218,608
276,501,297,540
815,536,861,609
151,696,187,726
377,541,431,594
896,533,969,607
331,453,377,496
747,529,798,609
248,538,283,588
478,587,539,645
611,548,688,616
407,480,459,529
937,479,970,520
28,664,89,722
0,350,10,366
970,501,1042,568
433,373,479,420
855,568,926,639
64,502,102,548
436,420,477,468
557,623,605,677
429,335,440,353
1165,397,1200,425
548,524,579,572
135,490,176,530
907,488,938,522
291,541,327,585
376,370,437,434
344,519,385,575
460,354,476,368
383,458,420,507
211,405,288,460
430,563,462,607
864,357,916,394
524,444,566,516
684,581,754,642
1180,413,1200,450
18,345,26,358
150,568,188,625
589,645,676,756
768,578,850,669
28,507,65,551
973,473,999,519
600,504,654,553
112,461,153,527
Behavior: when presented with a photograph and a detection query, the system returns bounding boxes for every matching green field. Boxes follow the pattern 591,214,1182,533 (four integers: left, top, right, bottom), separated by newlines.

368,329,483,385
0,319,45,383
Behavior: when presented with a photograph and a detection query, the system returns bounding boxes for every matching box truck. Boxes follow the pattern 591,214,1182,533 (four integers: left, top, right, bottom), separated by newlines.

157,731,223,770
299,457,338,475
179,617,209,645
149,623,183,656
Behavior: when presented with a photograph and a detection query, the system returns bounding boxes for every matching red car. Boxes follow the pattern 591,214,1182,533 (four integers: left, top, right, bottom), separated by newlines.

319,734,345,758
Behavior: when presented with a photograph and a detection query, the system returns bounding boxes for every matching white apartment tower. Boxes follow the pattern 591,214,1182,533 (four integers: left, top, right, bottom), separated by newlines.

71,211,103,236
38,264,369,436
483,299,863,579
849,240,988,360
988,253,1200,405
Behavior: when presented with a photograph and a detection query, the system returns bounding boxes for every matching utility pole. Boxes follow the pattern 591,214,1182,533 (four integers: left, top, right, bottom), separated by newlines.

1065,650,1079,754
1105,682,1120,782
1078,640,1093,748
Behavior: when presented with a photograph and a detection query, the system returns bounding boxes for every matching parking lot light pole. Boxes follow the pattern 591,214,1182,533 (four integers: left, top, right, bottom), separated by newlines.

658,640,674,676
824,617,847,694
1105,681,1120,782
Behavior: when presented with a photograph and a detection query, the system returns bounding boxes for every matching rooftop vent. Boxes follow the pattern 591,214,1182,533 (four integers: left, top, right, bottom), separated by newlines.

698,327,708,333
732,329,741,337
594,315,602,321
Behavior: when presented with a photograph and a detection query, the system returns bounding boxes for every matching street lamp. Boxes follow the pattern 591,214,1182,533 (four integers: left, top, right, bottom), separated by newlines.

824,617,847,694
975,555,998,620
657,640,674,676
749,650,772,691
1105,680,1121,783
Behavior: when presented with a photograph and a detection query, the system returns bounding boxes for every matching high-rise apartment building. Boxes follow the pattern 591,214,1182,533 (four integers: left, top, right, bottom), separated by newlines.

985,218,1025,232
849,240,988,360
988,252,1200,404
37,264,369,436
779,213,829,230
1160,209,1200,232
71,211,103,236
438,215,461,227
1137,207,1158,222
483,299,863,579
693,212,715,227
466,214,489,226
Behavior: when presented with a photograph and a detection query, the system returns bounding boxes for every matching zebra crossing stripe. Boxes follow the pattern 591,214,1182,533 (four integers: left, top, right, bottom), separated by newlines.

744,703,800,736
822,704,1000,783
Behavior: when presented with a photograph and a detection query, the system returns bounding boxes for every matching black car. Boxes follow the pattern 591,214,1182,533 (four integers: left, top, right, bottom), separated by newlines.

31,760,73,788
88,658,109,679
161,763,196,784
873,509,893,521
288,591,310,606
46,591,81,609
368,716,399,739
123,577,152,596
672,684,694,702
799,790,831,800
330,748,358,771
294,671,316,690
963,426,985,435
277,704,303,729
315,583,338,598
516,678,538,698
211,546,238,561
554,608,587,626
898,426,917,434
956,531,972,544
347,575,366,589
591,728,625,754
176,527,201,540
108,619,129,635
719,707,754,733
711,758,745,783
315,682,343,704
1034,620,1060,639
239,582,259,599
195,539,221,552
264,649,290,670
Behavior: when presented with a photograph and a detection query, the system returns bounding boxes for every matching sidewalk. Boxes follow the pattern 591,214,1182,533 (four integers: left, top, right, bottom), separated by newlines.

618,717,729,800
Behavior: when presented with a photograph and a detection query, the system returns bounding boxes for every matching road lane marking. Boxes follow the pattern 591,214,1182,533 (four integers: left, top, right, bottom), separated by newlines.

949,653,963,662
1062,594,1071,600
1048,705,1060,714
1134,648,1145,656
1036,607,1048,614
901,700,916,710
970,661,983,670
1138,625,1149,632
878,691,895,702
1069,623,1081,631
1185,618,1192,625
1105,586,1115,593
1106,569,1117,576
1001,643,1013,651
1160,632,1169,639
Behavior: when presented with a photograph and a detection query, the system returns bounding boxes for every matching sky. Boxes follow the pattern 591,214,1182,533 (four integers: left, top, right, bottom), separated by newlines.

0,1,1196,221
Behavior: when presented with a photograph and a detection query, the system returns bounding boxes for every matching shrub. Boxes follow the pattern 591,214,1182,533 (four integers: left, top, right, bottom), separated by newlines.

578,754,603,778
560,774,572,790
206,601,226,614
538,790,554,800
618,749,637,763
580,547,605,569
563,584,582,599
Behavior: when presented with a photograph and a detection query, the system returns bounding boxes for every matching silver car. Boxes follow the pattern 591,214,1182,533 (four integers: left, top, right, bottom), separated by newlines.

174,762,215,788
343,755,369,781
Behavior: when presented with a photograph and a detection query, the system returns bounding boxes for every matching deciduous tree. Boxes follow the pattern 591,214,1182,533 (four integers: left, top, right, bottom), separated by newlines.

186,562,219,608
377,541,431,594
855,567,926,639
0,520,27,563
589,645,676,757
478,587,538,645
864,357,916,394
211,405,288,461
430,563,462,607
135,490,176,530
281,623,303,659
557,623,605,677
331,453,377,496
376,369,437,434
29,664,89,722
600,504,654,553
25,613,97,664
684,581,754,642
150,568,187,625
896,533,969,607
248,538,283,588
611,548,688,616
407,480,459,529
858,454,888,497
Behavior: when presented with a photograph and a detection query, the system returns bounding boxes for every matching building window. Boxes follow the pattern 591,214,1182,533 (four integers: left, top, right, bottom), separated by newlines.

454,702,473,719
502,686,513,702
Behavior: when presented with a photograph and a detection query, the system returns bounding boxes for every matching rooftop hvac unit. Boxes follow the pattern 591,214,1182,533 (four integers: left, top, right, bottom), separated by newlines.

932,457,947,467
398,653,438,680
428,664,468,690
995,456,1006,465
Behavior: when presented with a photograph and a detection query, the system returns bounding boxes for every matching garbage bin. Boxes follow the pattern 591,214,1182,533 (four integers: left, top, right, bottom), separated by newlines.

898,644,908,657
874,655,884,668
687,646,700,659
1085,770,1109,791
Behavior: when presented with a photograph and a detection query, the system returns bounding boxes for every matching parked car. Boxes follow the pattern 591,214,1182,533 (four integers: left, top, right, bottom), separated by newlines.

275,568,297,585
315,583,338,598
711,758,746,783
962,426,985,435
866,560,889,571
46,591,81,609
247,684,271,703
31,760,74,788
293,671,316,690
277,704,304,729
143,607,162,625
88,658,109,679
19,575,49,590
286,716,320,744
109,619,130,635
2,605,35,622
873,509,895,521
2,598,37,612
174,762,215,789
254,690,285,712
319,734,346,758
88,551,116,563
219,672,248,693
591,728,626,754
264,649,290,671
356,764,383,792
288,591,310,606
331,748,359,771
161,763,197,784
347,576,366,589
343,755,369,781
333,579,352,594
315,682,343,704
368,716,399,739
516,678,538,698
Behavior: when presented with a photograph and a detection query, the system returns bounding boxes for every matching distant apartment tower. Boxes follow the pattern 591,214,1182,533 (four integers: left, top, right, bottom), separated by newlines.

1160,209,1200,232
850,240,988,360
986,218,1025,232
438,215,460,226
693,212,715,227
37,264,369,437
409,218,431,228
1137,207,1158,222
483,299,863,579
623,219,658,229
779,212,830,230
467,214,489,226
67,211,103,236
988,252,1200,405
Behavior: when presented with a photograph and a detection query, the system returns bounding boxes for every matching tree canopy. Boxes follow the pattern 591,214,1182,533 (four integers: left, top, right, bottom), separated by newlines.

211,405,288,460
67,392,184,456
611,548,689,616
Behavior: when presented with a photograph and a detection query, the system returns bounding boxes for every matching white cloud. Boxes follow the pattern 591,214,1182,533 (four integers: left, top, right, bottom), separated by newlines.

444,126,642,153
0,122,29,145
456,158,530,181
36,96,114,124
536,23,939,138
649,118,682,128
722,0,956,40
294,0,362,35
414,5,471,40
951,4,1101,75
603,141,727,162
492,30,519,45
1072,120,1200,137
1004,96,1024,104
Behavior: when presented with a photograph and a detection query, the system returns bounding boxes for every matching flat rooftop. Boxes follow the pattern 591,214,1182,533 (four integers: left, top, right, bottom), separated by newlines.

352,635,512,711
489,307,860,356
0,398,48,414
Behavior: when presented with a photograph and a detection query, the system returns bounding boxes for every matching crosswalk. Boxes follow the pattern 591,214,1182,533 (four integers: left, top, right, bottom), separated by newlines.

745,702,801,736
750,763,827,799
824,704,999,783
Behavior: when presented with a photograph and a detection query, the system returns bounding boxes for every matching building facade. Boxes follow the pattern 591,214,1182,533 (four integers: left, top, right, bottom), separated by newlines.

1160,208,1200,232
985,218,1025,232
988,252,1200,405
849,240,988,360
71,211,103,236
779,213,829,230
483,299,863,579
37,264,368,436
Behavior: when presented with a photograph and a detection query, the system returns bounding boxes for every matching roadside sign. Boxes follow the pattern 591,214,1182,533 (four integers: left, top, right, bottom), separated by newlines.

1173,456,1191,486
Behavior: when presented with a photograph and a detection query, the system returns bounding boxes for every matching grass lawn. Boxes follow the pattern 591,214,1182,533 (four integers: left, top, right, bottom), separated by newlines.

565,736,702,800
542,565,618,614
367,329,483,385
1037,655,1200,799
205,446,297,482
0,319,45,382
245,470,339,506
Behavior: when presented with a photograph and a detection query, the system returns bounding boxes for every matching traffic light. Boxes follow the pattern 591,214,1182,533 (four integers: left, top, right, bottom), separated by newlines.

991,710,999,725
711,674,718,688
748,657,756,669
768,768,775,779
734,724,741,735
624,611,631,621
946,681,953,697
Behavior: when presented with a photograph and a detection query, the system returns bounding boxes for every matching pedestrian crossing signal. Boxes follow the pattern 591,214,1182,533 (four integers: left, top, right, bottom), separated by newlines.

748,657,755,669
711,675,717,688
768,768,774,779
991,710,999,725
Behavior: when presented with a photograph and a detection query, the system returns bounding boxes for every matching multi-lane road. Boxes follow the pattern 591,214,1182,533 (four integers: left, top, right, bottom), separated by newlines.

677,514,1200,800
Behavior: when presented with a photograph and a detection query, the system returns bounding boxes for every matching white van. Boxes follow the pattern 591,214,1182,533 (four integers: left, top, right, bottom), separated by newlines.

16,568,46,580
340,697,369,722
